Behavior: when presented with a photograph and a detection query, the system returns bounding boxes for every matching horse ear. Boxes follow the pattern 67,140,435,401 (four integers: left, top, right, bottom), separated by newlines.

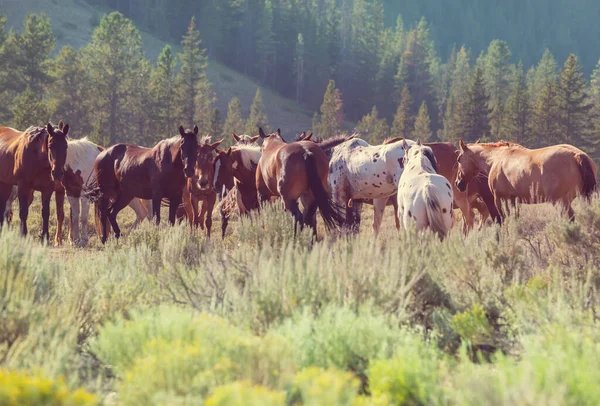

58,120,64,131
193,125,199,135
459,139,468,152
232,133,240,142
250,135,260,143
62,124,69,136
226,147,232,156
47,123,54,135
210,138,224,150
299,132,306,140
416,139,421,146
276,129,281,136
259,127,268,139
305,133,313,141
401,139,408,150
179,126,186,137
475,138,481,144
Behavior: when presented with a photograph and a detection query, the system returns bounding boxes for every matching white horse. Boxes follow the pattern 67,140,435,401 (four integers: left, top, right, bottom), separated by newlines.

328,136,416,233
232,133,260,145
4,137,152,246
397,140,454,239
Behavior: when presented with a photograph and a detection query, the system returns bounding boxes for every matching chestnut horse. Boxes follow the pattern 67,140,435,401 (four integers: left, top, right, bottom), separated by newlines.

456,140,597,220
90,125,198,243
179,136,223,236
257,128,344,234
0,122,68,240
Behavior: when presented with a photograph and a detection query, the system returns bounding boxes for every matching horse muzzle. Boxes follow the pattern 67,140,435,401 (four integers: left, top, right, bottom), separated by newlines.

51,169,64,182
184,167,195,178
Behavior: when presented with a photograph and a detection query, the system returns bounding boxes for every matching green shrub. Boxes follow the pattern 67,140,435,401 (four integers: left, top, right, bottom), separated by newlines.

206,381,285,406
450,304,493,345
0,369,97,405
276,306,401,384
287,367,360,406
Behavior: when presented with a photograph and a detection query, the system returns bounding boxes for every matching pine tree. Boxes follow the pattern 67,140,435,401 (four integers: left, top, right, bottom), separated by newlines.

413,101,432,142
505,64,531,144
356,106,389,144
480,40,512,140
6,13,55,93
223,97,246,140
129,59,153,145
0,15,9,122
464,66,492,142
318,80,344,139
294,33,305,103
150,45,178,136
245,88,269,135
11,86,50,130
531,49,558,99
391,87,413,139
83,12,144,145
557,54,592,146
50,46,90,136
590,58,600,152
176,16,212,131
209,108,223,141
442,46,471,143
532,79,560,146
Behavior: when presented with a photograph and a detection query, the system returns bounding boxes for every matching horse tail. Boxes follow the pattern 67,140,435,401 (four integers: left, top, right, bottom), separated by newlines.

425,185,451,239
574,153,597,200
304,151,345,230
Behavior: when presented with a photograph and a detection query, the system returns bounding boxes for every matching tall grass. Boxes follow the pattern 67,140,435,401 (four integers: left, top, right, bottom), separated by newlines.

1,195,600,404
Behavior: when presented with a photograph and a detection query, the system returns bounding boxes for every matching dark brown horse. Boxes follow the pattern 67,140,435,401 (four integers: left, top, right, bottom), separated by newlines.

90,125,199,243
0,122,69,240
179,137,223,237
256,128,344,234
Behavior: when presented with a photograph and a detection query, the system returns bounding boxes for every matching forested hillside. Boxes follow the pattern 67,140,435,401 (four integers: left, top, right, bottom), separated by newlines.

2,0,600,159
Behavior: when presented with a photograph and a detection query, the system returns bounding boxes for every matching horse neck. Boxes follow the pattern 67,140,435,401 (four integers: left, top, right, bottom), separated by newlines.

66,140,100,179
471,146,498,173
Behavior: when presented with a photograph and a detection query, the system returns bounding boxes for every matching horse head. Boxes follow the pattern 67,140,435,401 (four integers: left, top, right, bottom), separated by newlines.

232,133,260,145
194,135,223,192
258,127,284,149
178,125,199,178
46,121,69,182
402,140,438,174
213,148,234,201
455,139,479,192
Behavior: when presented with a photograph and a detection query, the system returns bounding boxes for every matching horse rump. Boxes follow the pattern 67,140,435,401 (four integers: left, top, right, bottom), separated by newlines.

425,185,451,239
304,151,345,230
574,153,597,200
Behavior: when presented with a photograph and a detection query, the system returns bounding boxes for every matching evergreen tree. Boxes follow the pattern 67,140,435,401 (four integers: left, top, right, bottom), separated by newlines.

6,13,55,93
176,16,212,131
505,64,531,144
11,86,51,130
391,87,413,139
129,59,153,145
590,58,600,153
557,54,592,145
356,106,389,144
532,79,560,146
150,45,178,137
480,40,512,140
531,49,558,99
83,12,144,145
223,97,246,140
464,66,492,142
442,46,471,143
209,108,223,141
413,101,432,142
0,15,12,122
245,88,269,135
294,33,305,103
318,80,344,139
50,46,90,136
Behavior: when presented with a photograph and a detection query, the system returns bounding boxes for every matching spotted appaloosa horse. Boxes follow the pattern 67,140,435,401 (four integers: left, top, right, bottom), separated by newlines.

257,128,344,234
397,140,454,239
328,136,415,233
0,122,69,240
90,125,198,244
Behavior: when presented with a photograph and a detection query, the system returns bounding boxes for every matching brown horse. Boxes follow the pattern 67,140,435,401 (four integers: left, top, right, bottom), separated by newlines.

0,122,69,240
456,140,597,220
256,128,344,234
179,137,223,237
90,125,199,243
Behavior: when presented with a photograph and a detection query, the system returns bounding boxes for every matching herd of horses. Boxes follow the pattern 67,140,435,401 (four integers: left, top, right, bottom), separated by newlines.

0,120,597,246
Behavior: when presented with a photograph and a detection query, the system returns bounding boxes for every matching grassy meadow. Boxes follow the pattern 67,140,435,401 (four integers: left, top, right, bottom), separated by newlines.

2,193,600,405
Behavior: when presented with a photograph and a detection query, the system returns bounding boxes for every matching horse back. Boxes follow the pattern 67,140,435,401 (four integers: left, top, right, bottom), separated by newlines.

0,127,22,184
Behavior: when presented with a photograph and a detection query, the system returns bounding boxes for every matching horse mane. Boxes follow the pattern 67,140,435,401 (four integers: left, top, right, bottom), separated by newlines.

383,137,404,145
234,145,261,170
317,134,357,152
66,137,101,169
199,135,212,145
476,140,524,148
23,126,48,144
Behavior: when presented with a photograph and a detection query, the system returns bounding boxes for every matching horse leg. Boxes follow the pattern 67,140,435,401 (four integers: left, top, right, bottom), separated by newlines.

391,197,400,230
169,194,183,226
17,182,34,237
55,188,65,246
0,183,12,228
99,197,110,244
152,195,162,225
454,192,474,234
284,199,304,234
80,198,90,246
108,194,133,240
352,201,363,233
203,193,216,238
40,188,53,243
494,193,505,220
301,194,318,236
372,198,387,235
561,197,575,221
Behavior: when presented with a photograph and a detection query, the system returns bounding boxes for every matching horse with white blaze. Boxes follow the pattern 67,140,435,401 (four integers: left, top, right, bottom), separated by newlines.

397,140,454,239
